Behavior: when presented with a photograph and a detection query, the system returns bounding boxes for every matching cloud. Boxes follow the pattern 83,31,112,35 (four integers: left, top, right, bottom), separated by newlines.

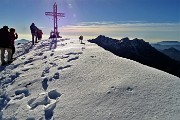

59,21,180,42
30,21,179,42
61,21,180,33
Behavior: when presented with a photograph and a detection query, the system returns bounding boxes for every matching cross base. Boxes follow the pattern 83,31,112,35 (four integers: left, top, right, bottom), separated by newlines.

49,31,62,39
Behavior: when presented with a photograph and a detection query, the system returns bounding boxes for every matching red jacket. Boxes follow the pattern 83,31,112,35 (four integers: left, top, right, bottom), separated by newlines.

10,33,18,45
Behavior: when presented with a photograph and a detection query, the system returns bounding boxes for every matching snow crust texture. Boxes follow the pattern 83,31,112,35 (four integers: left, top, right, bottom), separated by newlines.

0,38,180,120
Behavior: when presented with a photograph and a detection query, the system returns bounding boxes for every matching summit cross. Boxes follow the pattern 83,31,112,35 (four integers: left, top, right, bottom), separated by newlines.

45,2,65,38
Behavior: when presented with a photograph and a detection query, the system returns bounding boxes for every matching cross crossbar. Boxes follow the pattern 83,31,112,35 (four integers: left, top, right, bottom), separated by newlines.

45,12,65,17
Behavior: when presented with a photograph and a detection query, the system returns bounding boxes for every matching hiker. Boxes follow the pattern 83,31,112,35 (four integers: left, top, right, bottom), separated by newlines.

10,28,18,60
79,35,83,44
30,23,38,45
0,26,12,65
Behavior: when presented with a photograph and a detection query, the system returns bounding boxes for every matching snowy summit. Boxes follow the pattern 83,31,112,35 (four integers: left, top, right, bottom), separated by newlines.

0,38,180,120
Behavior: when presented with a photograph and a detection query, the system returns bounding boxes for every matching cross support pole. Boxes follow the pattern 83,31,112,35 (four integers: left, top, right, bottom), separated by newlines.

45,2,65,38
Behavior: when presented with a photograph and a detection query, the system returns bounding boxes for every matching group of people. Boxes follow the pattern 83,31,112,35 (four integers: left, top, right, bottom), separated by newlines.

0,23,85,66
0,23,43,66
0,26,18,66
30,23,43,45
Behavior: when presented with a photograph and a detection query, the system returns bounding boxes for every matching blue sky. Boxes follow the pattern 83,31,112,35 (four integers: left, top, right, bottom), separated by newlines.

0,0,179,42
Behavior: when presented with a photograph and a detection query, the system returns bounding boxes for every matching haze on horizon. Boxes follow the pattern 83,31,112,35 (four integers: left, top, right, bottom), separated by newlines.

0,0,179,42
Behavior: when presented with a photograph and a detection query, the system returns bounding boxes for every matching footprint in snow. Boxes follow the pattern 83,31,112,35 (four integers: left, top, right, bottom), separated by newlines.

26,117,36,120
0,92,11,110
90,55,96,58
126,86,133,92
22,65,33,72
24,59,34,64
53,72,60,79
65,52,83,56
38,52,44,56
67,56,79,62
15,88,30,97
60,43,66,46
60,55,69,59
41,67,50,77
54,56,59,58
44,89,61,119
57,65,72,70
107,86,134,95
33,52,44,56
44,101,56,120
27,94,50,110
22,67,30,71
13,93,25,100
82,47,85,51
48,89,61,100
27,89,61,111
50,53,54,56
42,56,47,59
25,82,32,88
49,62,57,67
42,78,48,91
1,72,20,86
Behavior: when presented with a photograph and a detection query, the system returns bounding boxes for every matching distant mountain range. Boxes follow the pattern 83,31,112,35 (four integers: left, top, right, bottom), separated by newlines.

88,35,180,78
155,41,180,45
151,41,180,51
151,41,180,61
161,47,180,61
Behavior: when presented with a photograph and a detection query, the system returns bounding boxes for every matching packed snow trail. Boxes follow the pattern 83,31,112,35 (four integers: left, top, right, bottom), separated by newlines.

0,38,86,119
0,38,180,120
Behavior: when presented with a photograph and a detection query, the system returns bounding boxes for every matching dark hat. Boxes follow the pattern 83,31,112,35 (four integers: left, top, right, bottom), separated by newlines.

10,28,15,32
3,26,9,29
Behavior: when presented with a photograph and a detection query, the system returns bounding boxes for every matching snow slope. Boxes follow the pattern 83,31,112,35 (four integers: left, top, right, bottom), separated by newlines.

0,38,180,120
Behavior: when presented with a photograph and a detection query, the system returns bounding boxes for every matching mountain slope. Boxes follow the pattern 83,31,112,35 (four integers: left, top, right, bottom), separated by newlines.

0,38,180,120
162,47,180,61
88,35,180,78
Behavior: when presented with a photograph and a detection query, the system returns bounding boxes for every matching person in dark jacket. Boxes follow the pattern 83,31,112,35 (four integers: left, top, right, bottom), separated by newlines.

79,35,83,44
30,23,38,45
10,28,18,60
0,26,12,65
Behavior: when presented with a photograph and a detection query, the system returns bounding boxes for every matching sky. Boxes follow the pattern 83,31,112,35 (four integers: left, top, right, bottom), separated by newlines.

0,0,179,42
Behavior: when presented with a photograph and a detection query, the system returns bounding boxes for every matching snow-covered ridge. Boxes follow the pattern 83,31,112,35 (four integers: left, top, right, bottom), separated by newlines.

0,38,180,120
88,35,180,78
